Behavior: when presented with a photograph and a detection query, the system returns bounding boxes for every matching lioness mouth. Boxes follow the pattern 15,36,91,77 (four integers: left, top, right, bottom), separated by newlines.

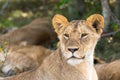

68,55,85,60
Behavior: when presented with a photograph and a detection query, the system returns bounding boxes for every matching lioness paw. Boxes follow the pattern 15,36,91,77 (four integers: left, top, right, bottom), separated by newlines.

1,64,24,76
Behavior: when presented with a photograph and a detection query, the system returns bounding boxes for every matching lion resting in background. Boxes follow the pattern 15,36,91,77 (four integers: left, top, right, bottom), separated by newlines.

0,45,53,76
0,18,57,45
95,60,120,80
0,14,104,80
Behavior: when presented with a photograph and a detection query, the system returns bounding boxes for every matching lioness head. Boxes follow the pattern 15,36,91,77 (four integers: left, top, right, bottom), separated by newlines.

52,14,104,65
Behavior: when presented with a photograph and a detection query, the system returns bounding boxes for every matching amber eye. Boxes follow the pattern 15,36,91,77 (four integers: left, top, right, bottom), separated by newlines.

64,34,69,39
81,33,88,38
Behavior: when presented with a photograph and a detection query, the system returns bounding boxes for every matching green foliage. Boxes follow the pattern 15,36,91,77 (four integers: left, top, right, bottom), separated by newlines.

114,31,120,39
83,0,102,19
0,17,14,28
96,38,120,62
0,0,102,27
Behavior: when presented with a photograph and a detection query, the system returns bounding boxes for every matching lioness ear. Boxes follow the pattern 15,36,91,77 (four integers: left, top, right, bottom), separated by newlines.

86,14,104,34
52,14,69,35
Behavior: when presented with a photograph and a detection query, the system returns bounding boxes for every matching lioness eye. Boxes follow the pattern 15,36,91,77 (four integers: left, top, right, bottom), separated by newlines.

64,34,69,39
81,33,88,38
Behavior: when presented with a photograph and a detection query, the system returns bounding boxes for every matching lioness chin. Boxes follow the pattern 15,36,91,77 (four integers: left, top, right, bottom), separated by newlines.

0,14,104,80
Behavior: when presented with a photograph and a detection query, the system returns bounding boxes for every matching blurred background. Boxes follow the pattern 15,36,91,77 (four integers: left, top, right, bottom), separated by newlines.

0,0,120,62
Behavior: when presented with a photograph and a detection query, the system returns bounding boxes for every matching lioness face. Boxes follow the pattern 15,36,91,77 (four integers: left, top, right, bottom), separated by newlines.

52,14,104,65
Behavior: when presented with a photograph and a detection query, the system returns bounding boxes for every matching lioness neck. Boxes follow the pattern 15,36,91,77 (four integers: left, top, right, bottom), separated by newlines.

40,48,97,80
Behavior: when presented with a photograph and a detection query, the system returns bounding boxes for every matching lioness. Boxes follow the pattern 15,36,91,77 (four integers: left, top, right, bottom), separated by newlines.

95,60,120,80
0,18,57,45
0,14,104,80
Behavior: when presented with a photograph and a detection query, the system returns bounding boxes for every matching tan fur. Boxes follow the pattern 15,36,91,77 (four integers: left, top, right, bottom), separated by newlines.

95,60,120,80
0,18,57,45
1,45,52,76
0,14,104,80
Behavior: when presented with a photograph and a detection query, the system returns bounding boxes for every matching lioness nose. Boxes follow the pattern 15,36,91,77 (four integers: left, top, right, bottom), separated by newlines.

68,48,79,53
